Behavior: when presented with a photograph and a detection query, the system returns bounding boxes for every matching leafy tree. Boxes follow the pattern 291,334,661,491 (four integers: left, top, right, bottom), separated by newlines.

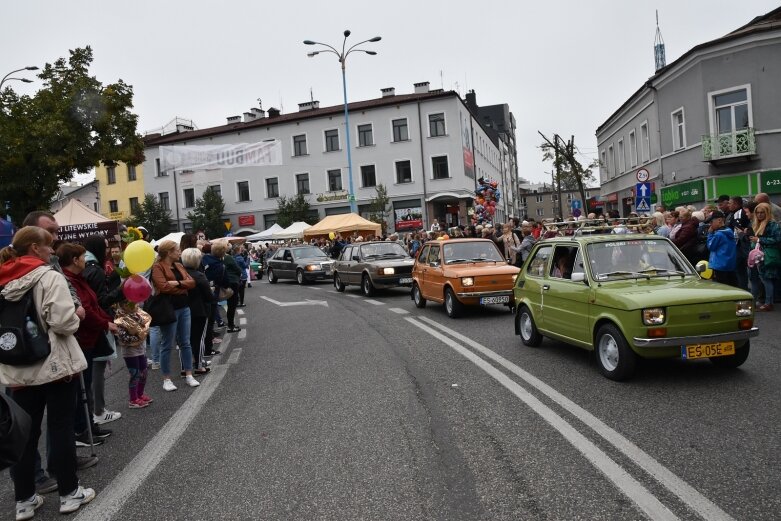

539,133,598,217
275,194,316,228
0,46,144,225
368,184,391,234
127,193,172,240
186,187,226,239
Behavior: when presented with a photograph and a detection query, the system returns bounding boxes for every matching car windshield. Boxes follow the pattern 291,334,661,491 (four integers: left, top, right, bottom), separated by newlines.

443,241,504,264
587,239,695,280
361,243,408,259
292,247,328,260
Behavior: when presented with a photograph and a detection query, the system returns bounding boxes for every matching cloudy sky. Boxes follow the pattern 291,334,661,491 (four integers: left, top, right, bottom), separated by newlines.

2,0,778,185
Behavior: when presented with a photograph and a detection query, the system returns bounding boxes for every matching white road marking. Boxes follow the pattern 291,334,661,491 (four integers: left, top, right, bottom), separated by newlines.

364,299,384,306
239,317,247,325
406,317,678,521
260,296,328,307
305,286,322,290
389,308,409,315
238,329,246,340
346,294,360,298
227,348,242,365
417,316,735,521
237,309,245,315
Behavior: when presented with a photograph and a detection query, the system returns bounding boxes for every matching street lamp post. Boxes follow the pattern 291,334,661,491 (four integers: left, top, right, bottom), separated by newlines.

304,30,380,214
0,66,39,91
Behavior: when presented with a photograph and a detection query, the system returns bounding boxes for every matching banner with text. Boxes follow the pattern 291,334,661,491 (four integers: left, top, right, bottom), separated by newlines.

159,140,283,173
394,207,423,231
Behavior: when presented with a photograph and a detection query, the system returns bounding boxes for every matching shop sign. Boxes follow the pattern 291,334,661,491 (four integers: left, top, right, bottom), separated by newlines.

316,191,348,202
394,207,423,230
238,215,255,227
761,170,781,194
607,193,618,203
660,179,704,208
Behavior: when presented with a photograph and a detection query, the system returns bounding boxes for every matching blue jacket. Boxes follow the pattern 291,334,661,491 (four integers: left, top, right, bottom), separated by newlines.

707,227,736,271
234,254,248,281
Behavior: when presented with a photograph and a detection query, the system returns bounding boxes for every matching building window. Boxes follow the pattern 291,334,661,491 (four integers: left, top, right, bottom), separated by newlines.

535,195,544,203
431,156,449,179
237,181,250,202
127,165,137,181
129,197,139,214
552,194,559,202
429,113,446,137
155,158,167,177
670,109,686,150
158,192,170,211
183,188,195,208
357,124,373,147
711,87,750,135
608,144,615,178
392,118,409,142
640,122,650,163
395,160,412,184
566,193,574,202
296,173,310,195
617,139,625,174
327,169,342,191
325,129,339,152
629,130,637,167
293,134,307,156
107,166,116,185
209,184,221,199
361,165,376,187
266,178,279,198
108,200,118,213
536,208,544,217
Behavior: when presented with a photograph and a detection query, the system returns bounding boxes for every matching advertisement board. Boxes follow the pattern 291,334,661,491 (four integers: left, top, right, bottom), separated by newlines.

394,207,423,231
660,179,704,208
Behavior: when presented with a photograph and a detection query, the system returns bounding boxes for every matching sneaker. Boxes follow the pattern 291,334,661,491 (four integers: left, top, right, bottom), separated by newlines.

76,455,99,471
75,431,103,448
36,477,58,494
59,486,95,514
150,362,160,370
163,379,177,392
139,394,154,403
129,399,148,409
185,375,200,388
226,326,241,333
16,494,43,520
91,426,112,440
93,410,122,425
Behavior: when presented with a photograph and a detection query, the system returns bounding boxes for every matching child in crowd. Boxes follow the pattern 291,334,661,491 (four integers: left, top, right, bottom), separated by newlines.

115,303,153,408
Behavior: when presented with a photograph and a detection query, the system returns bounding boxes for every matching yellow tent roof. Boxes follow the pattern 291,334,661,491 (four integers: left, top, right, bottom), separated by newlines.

303,213,381,238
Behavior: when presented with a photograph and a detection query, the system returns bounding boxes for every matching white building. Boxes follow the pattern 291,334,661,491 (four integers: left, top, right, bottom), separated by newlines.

142,83,514,235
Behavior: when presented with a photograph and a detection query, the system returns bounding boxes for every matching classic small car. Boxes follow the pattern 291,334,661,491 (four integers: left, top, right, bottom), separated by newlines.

266,246,334,284
333,241,414,296
411,238,520,318
513,235,759,380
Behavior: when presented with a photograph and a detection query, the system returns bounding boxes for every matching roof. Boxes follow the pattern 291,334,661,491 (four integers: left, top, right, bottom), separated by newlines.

303,213,381,238
597,6,781,134
144,90,458,146
53,198,113,225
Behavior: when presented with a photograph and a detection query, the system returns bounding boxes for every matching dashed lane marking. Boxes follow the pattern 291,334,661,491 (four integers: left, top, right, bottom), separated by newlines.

389,308,409,315
346,294,360,298
227,348,242,365
238,329,246,340
364,299,384,306
239,318,247,325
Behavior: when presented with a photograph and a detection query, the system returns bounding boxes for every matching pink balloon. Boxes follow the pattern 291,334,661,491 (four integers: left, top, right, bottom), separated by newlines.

123,274,153,303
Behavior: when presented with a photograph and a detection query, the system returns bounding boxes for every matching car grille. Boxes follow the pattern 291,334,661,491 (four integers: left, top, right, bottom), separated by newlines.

395,265,413,275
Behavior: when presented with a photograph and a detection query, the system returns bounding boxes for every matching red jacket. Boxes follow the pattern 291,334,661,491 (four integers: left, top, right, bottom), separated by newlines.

63,269,111,349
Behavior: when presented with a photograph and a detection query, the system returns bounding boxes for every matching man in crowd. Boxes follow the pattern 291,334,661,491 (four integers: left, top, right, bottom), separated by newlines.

705,210,738,287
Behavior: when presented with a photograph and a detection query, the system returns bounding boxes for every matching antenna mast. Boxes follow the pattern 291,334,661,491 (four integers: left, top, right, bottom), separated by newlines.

654,10,667,72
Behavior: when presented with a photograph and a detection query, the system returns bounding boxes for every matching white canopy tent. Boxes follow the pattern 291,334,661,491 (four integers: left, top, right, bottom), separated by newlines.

244,223,283,242
271,221,312,240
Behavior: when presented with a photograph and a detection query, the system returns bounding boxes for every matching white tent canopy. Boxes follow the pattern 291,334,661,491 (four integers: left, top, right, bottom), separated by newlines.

245,223,283,242
272,221,312,240
53,199,112,225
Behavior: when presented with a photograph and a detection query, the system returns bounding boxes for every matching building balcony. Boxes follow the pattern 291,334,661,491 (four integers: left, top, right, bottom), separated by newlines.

701,128,756,162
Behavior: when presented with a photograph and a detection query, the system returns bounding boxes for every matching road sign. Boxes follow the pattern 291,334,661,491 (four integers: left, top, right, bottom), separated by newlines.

636,198,651,212
347,194,356,202
571,200,582,210
572,208,582,218
636,168,650,183
635,182,651,198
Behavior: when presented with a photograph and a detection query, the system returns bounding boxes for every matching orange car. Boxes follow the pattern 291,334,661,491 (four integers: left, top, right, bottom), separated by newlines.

411,238,520,318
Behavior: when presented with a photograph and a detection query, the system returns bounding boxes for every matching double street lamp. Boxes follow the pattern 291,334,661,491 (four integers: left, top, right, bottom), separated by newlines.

0,66,39,91
304,30,381,214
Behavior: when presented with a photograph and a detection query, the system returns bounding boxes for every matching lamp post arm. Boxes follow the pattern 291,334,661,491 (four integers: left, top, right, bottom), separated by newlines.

346,39,378,54
311,41,340,55
0,67,26,90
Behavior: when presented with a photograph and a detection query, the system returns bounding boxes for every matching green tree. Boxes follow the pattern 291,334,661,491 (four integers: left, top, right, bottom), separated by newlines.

0,47,144,225
275,194,316,228
127,193,172,240
368,184,391,234
186,187,226,239
539,133,598,217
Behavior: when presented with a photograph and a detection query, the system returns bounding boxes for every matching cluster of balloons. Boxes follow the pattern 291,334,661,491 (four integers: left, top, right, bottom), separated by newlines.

472,177,502,226
121,240,156,303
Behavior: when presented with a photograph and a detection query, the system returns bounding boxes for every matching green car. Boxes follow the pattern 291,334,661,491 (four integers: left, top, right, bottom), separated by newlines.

513,235,759,380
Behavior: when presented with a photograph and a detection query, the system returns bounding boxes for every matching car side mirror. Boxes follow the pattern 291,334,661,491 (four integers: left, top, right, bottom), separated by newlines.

352,255,360,261
571,272,587,284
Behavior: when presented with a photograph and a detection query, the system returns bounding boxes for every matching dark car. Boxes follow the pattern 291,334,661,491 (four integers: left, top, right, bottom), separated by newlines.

267,246,334,285
332,241,414,296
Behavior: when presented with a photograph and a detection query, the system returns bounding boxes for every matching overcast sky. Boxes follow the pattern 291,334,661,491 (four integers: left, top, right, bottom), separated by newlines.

3,0,778,185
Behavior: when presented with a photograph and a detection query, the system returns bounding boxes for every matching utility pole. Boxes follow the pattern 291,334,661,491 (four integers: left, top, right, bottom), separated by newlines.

554,134,564,220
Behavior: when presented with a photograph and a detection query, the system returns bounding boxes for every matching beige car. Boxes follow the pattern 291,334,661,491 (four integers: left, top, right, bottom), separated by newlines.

333,241,414,296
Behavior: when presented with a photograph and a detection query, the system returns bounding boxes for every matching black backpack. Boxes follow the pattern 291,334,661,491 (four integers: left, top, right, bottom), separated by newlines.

0,286,51,366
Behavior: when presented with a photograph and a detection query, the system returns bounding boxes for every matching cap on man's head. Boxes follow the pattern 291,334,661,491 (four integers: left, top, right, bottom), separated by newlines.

705,210,726,223
715,195,730,203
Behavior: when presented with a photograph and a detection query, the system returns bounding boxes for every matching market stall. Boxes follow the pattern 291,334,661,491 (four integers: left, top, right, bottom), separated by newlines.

245,223,283,242
302,213,381,240
53,199,119,242
271,221,311,240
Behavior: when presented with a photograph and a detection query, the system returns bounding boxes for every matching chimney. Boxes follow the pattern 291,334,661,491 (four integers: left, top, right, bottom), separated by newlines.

243,112,256,123
381,87,395,97
465,90,477,112
176,123,193,133
298,100,320,111
251,107,266,118
414,81,430,94
267,107,281,118
227,115,241,124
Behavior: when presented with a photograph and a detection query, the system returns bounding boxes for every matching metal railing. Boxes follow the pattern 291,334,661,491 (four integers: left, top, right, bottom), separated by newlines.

701,128,756,161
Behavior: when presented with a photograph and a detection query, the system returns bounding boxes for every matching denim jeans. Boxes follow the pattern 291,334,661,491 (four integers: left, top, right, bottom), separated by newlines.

749,267,762,302
149,326,162,364
759,274,776,306
160,307,193,377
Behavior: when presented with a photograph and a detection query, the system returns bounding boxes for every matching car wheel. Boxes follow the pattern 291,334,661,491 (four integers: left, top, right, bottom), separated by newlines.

296,269,305,285
334,273,345,292
361,274,375,297
517,306,542,347
268,268,278,284
709,341,750,368
595,324,637,381
412,283,426,308
444,287,464,318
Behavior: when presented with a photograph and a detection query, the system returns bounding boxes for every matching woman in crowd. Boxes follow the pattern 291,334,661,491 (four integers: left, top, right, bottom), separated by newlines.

233,245,248,307
0,227,96,518
666,211,681,240
181,247,214,374
653,211,670,237
501,222,521,266
221,241,243,332
750,202,780,311
150,240,199,391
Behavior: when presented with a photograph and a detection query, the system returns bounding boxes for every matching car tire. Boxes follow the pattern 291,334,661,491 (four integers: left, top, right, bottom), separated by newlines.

595,323,637,381
361,274,375,297
444,287,464,318
412,283,426,308
268,268,278,284
334,273,345,292
709,341,750,368
296,269,305,285
517,306,542,347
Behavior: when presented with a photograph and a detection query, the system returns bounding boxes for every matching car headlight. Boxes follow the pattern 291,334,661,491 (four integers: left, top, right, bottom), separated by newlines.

512,274,519,283
305,264,319,272
642,307,665,325
461,277,475,287
379,267,395,275
736,300,753,317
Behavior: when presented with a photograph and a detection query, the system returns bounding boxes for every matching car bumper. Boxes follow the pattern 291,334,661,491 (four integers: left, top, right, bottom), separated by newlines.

373,275,414,288
456,289,514,298
632,327,759,348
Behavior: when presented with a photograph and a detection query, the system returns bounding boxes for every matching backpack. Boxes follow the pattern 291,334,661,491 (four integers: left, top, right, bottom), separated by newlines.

0,287,51,366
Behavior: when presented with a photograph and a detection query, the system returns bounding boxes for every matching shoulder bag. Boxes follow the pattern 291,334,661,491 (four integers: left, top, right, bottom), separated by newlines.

0,392,31,471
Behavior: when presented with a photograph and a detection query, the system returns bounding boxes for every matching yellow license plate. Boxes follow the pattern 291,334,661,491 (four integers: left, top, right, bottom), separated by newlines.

682,341,735,359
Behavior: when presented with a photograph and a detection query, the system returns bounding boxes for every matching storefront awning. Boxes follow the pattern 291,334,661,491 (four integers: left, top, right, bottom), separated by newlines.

425,192,473,202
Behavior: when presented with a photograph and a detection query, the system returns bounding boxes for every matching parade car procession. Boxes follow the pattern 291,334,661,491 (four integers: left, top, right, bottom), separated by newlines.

264,225,759,381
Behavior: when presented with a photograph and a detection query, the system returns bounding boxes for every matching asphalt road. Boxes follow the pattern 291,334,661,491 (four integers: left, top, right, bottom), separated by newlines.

2,278,779,520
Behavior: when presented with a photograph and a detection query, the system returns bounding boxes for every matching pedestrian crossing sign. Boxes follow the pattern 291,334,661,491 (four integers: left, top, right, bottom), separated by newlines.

636,198,651,212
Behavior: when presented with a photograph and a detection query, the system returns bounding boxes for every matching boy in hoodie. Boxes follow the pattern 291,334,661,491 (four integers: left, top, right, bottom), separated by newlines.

706,210,738,287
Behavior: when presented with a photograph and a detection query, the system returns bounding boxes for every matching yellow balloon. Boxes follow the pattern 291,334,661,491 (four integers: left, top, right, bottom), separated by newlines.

696,260,713,280
124,240,156,274
329,232,336,240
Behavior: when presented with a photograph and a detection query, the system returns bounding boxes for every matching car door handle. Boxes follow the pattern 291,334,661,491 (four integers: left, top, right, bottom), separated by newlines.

543,285,550,290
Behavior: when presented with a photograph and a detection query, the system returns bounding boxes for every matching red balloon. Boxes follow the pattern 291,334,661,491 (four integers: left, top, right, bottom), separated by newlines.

123,274,153,303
